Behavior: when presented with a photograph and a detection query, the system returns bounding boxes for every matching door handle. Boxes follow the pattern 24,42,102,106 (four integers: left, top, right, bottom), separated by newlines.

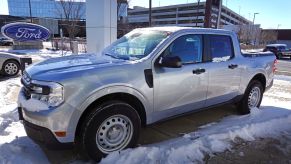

228,64,238,69
193,68,206,75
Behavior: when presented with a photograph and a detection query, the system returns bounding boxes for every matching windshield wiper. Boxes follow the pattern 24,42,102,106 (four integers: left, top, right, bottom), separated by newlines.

104,53,119,59
104,53,130,60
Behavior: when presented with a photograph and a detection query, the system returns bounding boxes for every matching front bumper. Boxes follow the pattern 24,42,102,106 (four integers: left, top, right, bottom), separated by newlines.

18,88,78,147
18,107,74,149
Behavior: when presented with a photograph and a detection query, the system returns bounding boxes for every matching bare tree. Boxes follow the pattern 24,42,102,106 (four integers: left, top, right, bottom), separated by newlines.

260,30,278,45
56,0,85,40
117,0,131,38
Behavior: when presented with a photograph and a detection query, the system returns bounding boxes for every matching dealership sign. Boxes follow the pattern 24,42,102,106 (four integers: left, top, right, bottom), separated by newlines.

1,22,50,42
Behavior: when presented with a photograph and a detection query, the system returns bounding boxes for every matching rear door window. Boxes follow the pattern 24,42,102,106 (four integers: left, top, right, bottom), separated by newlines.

209,35,234,62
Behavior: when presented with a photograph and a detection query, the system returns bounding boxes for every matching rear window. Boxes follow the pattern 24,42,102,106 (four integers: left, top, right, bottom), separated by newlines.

209,35,234,62
278,46,286,50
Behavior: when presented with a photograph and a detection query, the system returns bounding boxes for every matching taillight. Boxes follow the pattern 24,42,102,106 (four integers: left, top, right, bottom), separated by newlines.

272,59,277,73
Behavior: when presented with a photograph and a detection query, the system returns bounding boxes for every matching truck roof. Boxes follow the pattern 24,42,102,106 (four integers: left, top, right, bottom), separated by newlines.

134,26,234,34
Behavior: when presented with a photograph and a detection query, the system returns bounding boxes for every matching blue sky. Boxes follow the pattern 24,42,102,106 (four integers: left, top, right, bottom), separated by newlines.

1,0,290,29
129,0,291,29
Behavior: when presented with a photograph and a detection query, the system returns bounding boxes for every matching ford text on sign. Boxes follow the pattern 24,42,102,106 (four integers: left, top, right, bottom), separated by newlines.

1,23,51,42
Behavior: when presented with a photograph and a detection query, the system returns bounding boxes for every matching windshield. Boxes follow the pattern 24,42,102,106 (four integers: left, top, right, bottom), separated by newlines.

103,30,171,60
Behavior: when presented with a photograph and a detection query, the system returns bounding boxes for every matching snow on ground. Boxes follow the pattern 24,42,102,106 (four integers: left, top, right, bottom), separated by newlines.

101,78,291,164
0,48,75,63
0,75,290,163
0,77,49,163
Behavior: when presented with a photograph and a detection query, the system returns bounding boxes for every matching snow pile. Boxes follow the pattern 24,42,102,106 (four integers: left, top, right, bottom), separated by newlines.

101,77,291,164
212,56,231,62
18,92,49,112
0,78,49,163
101,106,291,164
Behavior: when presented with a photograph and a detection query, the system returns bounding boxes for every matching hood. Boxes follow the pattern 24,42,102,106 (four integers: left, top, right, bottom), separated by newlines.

25,54,128,81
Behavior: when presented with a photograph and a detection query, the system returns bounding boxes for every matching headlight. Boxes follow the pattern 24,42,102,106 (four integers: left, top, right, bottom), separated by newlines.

30,80,64,107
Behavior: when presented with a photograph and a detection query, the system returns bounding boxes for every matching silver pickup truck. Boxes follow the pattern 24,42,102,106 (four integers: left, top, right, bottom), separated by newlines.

18,27,276,161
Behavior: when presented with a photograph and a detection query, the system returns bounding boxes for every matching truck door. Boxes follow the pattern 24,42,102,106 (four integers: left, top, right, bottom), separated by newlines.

153,34,208,118
204,34,241,106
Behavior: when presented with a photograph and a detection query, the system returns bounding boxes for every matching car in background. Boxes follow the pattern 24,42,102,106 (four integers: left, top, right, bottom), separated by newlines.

263,44,291,59
0,37,13,46
0,52,21,76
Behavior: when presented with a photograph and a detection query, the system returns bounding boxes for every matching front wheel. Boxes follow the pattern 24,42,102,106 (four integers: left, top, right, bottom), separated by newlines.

78,101,141,161
237,80,264,114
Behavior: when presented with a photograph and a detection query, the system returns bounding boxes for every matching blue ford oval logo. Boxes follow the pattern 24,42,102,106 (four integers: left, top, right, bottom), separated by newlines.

1,22,51,42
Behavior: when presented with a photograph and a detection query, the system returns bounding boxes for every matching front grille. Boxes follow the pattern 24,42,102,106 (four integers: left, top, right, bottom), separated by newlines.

23,86,31,99
21,72,32,99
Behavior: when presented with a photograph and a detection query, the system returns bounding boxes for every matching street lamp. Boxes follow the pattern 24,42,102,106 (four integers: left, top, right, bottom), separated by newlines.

252,13,259,46
28,0,32,23
252,13,259,25
149,0,152,27
196,0,201,27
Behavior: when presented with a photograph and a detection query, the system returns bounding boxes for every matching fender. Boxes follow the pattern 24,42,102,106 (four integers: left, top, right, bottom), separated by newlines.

66,85,153,139
78,85,151,114
239,68,269,95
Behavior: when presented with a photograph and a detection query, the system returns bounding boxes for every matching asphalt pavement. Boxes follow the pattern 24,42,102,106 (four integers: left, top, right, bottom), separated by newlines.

276,58,291,76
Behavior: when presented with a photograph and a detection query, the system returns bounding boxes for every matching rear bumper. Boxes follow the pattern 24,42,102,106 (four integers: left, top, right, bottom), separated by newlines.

18,107,74,150
265,79,273,92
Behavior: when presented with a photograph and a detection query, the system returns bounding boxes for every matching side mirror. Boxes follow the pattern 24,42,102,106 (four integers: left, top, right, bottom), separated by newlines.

159,56,182,68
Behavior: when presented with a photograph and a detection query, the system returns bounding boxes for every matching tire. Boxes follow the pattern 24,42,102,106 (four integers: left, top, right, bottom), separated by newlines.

277,53,282,59
237,80,264,115
2,60,20,76
78,100,141,161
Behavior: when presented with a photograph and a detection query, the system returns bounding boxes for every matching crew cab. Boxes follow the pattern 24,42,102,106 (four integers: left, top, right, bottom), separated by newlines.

263,44,291,59
17,27,276,161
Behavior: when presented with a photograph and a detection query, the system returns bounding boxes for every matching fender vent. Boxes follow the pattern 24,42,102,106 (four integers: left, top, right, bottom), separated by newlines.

144,69,153,88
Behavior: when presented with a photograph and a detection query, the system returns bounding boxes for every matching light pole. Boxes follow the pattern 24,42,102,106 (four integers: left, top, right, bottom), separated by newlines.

252,13,259,25
252,13,259,46
149,0,152,27
196,0,200,27
28,0,32,23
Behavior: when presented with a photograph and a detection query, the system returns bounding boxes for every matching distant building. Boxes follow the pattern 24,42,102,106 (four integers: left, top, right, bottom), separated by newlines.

127,2,251,28
5,0,86,19
261,29,291,47
223,24,261,45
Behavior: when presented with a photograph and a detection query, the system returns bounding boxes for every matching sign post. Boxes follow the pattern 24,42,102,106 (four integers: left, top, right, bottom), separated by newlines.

204,0,222,28
60,28,64,56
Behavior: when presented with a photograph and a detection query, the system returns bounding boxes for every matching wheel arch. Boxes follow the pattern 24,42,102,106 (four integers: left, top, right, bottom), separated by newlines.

3,58,20,67
74,92,147,141
248,73,266,92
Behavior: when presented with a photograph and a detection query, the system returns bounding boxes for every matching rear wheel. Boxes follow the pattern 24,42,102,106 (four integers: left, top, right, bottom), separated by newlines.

237,80,264,114
78,100,141,161
2,60,20,76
